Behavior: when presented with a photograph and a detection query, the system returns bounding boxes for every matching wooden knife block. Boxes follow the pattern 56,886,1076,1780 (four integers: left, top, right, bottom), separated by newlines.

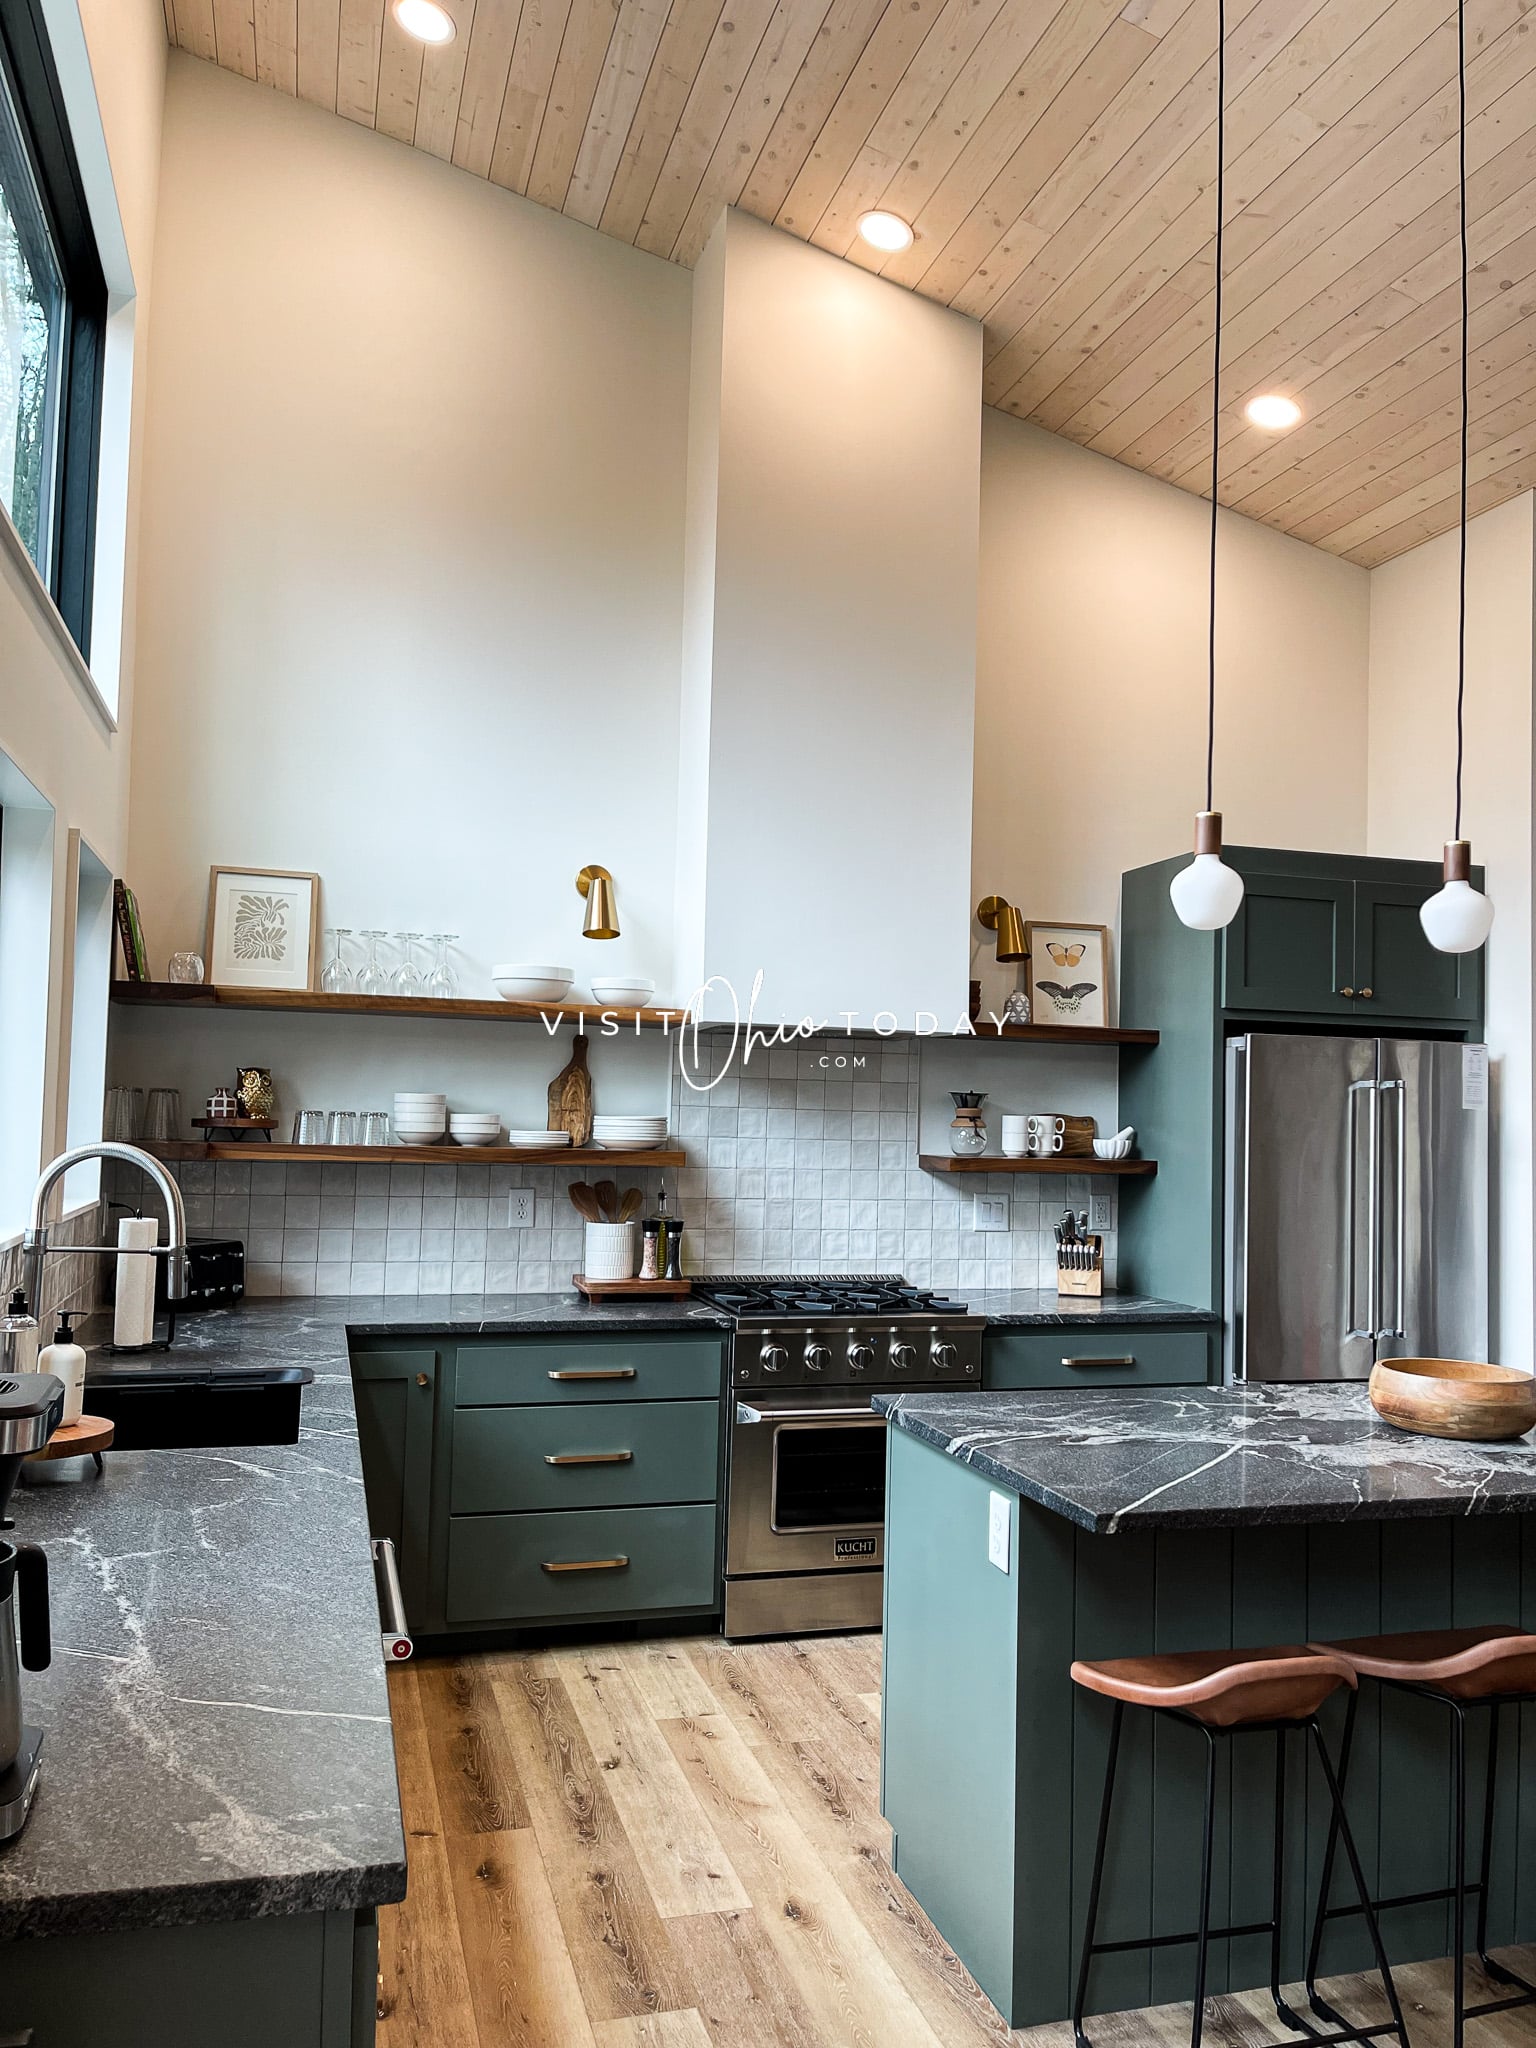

1056,1236,1103,1297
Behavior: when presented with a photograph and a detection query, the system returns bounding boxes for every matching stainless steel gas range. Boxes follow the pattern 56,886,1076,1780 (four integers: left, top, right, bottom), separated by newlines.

690,1275,984,1641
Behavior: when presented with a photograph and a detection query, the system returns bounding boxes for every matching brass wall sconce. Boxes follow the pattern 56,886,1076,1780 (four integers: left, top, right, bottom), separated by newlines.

976,894,1027,963
577,865,619,940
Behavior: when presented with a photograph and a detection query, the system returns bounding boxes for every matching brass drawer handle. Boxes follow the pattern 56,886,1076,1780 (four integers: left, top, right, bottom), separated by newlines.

544,1451,633,1466
1061,1355,1136,1368
541,1555,630,1573
1359,987,1373,998
415,1373,430,1388
547,1368,637,1381
1341,987,1355,998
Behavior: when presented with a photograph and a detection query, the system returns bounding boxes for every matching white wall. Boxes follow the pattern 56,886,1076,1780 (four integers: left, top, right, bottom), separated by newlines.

973,412,1373,1016
0,0,165,1235
129,55,692,1007
677,209,981,1027
1366,492,1535,1366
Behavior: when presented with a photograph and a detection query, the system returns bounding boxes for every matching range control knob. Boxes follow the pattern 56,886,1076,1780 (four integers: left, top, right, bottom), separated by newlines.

760,1343,788,1375
847,1341,876,1374
890,1341,917,1371
805,1343,832,1374
931,1341,958,1371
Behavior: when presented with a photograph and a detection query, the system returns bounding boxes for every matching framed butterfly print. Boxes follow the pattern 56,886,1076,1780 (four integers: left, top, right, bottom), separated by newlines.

1025,921,1110,1029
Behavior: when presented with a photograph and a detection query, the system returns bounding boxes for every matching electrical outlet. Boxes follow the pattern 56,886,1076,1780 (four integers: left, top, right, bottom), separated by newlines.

988,1491,1011,1573
507,1190,535,1228
971,1194,1009,1232
1090,1195,1113,1232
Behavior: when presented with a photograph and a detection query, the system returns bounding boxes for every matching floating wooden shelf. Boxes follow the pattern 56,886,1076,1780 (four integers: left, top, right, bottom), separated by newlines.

110,980,688,1031
918,1154,1158,1176
144,1141,685,1168
109,982,1158,1048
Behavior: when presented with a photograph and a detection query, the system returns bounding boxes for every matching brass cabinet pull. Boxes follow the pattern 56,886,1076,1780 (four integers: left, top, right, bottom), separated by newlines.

541,1556,630,1573
1340,987,1355,999
544,1450,633,1466
547,1368,637,1381
415,1373,430,1388
1061,1355,1136,1368
1359,987,1374,998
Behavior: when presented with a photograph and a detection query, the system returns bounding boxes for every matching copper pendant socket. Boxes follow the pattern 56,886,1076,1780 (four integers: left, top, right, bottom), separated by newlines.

1443,839,1473,884
1193,810,1224,857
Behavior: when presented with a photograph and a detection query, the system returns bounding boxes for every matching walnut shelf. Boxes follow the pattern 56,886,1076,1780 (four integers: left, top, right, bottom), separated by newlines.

110,981,686,1031
145,1142,685,1168
918,1154,1158,1176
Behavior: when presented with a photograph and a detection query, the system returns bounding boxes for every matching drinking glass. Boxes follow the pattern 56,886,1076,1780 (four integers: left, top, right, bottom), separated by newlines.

167,951,205,984
356,931,389,998
326,1111,359,1146
359,1111,391,1146
426,933,459,1000
321,928,353,995
104,1086,143,1141
145,1089,181,1144
391,933,424,997
292,1110,327,1146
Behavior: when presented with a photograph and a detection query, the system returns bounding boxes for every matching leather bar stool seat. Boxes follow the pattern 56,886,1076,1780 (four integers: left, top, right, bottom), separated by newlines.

1071,1644,1359,1728
1308,1625,1536,1701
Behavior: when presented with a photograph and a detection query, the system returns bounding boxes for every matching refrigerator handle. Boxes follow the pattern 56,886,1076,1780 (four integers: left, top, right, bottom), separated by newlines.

1345,1081,1376,1340
1379,1078,1407,1340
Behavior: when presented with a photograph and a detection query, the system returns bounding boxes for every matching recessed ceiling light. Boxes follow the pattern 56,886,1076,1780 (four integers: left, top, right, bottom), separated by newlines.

857,211,914,254
393,0,456,43
1245,393,1302,431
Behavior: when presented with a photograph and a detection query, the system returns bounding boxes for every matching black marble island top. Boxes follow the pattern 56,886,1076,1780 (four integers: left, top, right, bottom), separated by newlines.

966,1289,1218,1327
876,1382,1536,1534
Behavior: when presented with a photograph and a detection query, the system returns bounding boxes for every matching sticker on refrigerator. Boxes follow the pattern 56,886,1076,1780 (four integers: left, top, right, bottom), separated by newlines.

1462,1043,1488,1108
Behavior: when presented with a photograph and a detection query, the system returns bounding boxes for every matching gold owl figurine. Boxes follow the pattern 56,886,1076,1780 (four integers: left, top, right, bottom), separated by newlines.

236,1065,276,1120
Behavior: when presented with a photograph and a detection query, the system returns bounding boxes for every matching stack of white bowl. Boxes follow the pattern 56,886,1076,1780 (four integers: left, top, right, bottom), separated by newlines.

589,976,656,1008
591,1113,669,1151
393,1092,446,1145
492,964,574,1002
448,1111,501,1147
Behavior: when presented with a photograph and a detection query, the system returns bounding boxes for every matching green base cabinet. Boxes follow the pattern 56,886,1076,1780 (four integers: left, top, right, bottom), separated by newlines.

881,1428,1536,2031
985,1326,1214,1390
0,1909,376,2047
350,1332,726,1639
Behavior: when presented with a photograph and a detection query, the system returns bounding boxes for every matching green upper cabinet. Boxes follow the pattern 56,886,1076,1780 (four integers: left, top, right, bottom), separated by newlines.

1353,878,1482,1024
1220,856,1483,1027
1222,872,1356,1016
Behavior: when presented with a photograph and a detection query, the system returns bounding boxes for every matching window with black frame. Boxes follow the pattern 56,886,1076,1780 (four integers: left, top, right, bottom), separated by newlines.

0,1,104,657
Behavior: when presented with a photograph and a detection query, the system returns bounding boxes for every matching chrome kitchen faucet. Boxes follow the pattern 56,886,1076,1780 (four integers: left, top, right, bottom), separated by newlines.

21,1142,191,1314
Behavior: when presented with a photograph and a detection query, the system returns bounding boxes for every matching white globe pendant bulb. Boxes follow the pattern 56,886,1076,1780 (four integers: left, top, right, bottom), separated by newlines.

1169,812,1245,931
1420,840,1493,954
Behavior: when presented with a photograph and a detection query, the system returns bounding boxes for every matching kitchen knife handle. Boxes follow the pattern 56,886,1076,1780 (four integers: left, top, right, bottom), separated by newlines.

14,1542,48,1672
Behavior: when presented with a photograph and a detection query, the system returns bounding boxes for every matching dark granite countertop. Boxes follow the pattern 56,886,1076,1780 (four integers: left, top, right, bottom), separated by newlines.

876,1382,1536,1534
966,1289,1218,1327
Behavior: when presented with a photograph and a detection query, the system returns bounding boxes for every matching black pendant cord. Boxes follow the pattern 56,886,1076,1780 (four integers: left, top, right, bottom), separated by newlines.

1454,0,1468,843
1206,0,1226,817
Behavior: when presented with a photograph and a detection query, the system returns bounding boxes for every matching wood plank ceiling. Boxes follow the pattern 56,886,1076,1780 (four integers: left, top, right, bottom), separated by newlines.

166,0,1536,566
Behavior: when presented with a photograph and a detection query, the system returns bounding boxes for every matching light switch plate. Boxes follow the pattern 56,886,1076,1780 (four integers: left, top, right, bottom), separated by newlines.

507,1191,535,1228
988,1491,1011,1573
972,1194,1009,1232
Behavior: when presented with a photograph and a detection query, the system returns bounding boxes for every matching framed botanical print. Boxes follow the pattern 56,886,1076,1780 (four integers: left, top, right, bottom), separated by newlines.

1025,921,1110,1029
206,867,320,991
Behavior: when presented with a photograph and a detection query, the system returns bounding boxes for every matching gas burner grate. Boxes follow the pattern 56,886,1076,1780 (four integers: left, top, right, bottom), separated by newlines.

693,1274,971,1320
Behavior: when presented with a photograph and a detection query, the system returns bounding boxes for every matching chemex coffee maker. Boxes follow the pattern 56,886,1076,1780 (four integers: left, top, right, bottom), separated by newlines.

0,1302,60,1842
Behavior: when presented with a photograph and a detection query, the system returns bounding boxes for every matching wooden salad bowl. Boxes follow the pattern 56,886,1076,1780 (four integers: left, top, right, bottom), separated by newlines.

1369,1357,1536,1443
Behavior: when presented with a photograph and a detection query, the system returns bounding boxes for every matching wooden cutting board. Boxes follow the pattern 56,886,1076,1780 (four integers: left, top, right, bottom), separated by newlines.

547,1034,594,1146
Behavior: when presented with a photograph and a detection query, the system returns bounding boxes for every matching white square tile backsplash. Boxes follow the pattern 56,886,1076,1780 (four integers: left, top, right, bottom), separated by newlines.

149,1032,1120,1296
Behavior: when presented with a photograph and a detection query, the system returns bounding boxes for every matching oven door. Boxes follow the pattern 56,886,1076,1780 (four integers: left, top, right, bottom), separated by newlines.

726,1389,889,1578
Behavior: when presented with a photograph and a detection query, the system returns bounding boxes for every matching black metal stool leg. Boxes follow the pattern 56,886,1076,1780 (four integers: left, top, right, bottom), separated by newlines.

1309,1718,1413,2048
1451,1704,1467,2048
1269,1728,1312,2035
1073,1700,1124,2048
1189,1727,1219,2048
1307,1687,1357,2020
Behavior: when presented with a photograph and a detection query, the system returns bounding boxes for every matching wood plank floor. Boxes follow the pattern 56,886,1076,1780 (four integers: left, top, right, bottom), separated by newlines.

379,1634,1536,2047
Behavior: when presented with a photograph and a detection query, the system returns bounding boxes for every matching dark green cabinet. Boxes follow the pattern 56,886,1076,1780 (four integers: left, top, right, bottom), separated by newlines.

1223,860,1482,1027
985,1326,1214,1390
350,1348,438,1618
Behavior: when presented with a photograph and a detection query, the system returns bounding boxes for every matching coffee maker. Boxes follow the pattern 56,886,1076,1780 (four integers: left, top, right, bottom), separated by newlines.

0,1371,62,1842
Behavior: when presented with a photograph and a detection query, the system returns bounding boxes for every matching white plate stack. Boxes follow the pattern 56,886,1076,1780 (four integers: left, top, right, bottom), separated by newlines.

507,1129,572,1149
590,1114,669,1151
448,1111,501,1147
393,1092,447,1146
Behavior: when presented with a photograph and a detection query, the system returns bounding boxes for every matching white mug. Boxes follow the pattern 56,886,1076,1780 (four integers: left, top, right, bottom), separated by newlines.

1000,1114,1028,1159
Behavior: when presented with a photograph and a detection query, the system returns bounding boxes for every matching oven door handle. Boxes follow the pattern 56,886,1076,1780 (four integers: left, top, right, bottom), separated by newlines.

735,1402,883,1424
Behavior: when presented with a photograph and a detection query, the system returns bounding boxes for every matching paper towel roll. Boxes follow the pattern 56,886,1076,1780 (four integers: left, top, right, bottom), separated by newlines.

114,1216,158,1349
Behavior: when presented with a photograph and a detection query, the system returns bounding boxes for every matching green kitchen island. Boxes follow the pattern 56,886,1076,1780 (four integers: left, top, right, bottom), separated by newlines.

876,1383,1536,2030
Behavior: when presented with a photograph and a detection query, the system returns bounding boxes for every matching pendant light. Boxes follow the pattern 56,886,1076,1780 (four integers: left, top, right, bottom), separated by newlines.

1420,0,1494,956
1169,0,1245,934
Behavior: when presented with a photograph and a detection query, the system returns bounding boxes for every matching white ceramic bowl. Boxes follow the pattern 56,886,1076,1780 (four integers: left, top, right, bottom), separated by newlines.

492,965,575,1003
394,1093,446,1105
394,1113,446,1126
594,1135,668,1151
588,978,656,1007
1092,1134,1133,1160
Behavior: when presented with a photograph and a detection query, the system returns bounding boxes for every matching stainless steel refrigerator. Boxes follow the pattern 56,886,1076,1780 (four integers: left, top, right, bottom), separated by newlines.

1225,1033,1488,1382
